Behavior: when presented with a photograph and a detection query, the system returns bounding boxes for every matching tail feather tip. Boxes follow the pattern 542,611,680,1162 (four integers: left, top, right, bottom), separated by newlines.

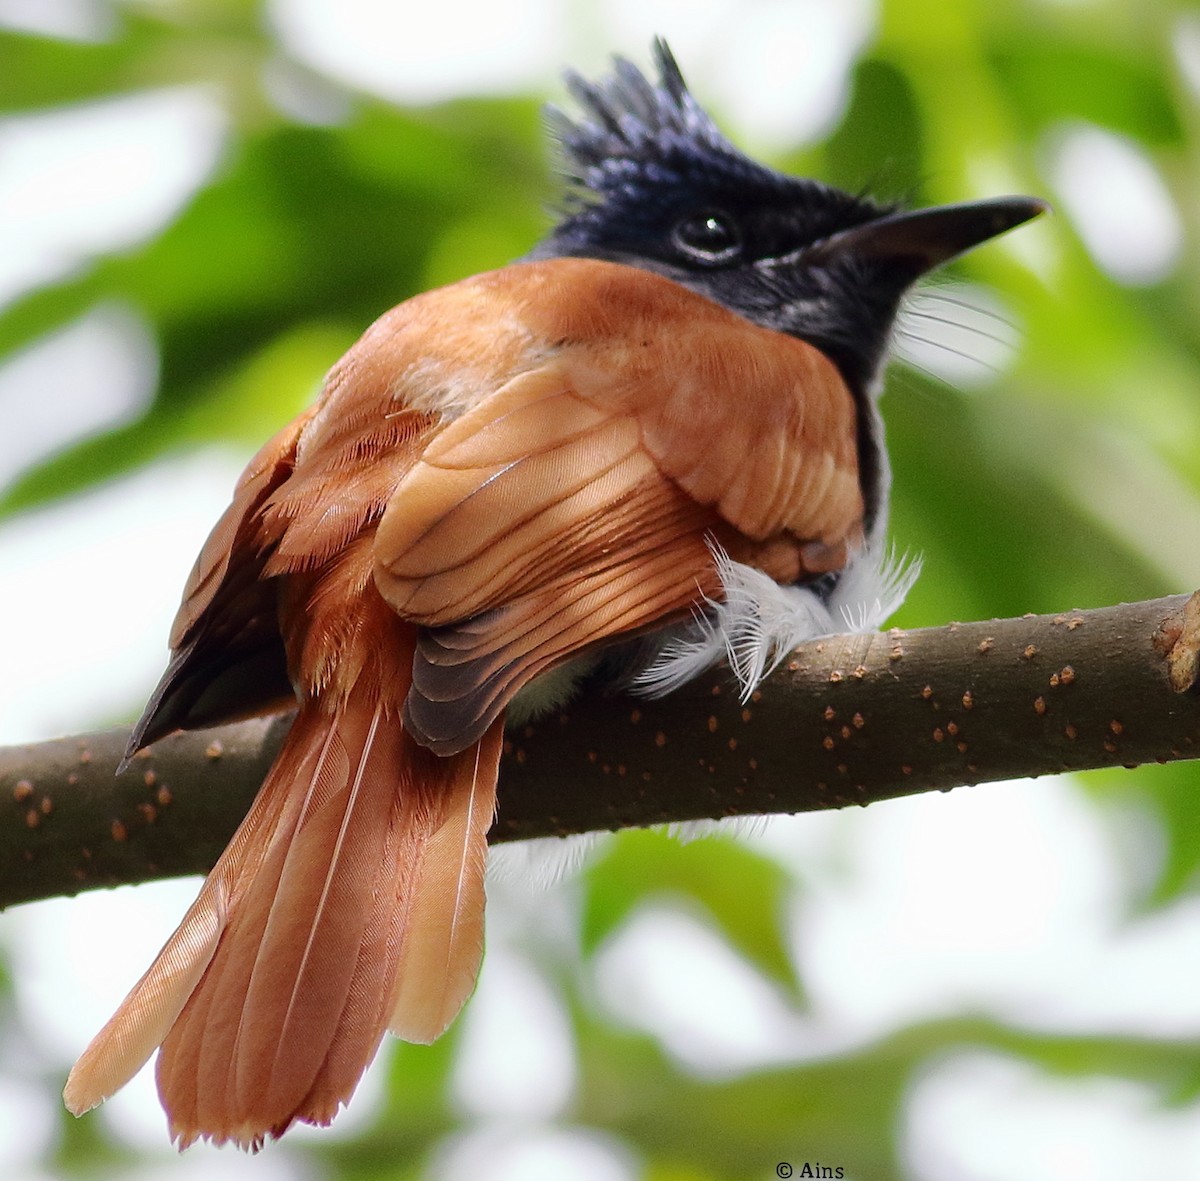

63,1061,114,1118
62,1086,100,1119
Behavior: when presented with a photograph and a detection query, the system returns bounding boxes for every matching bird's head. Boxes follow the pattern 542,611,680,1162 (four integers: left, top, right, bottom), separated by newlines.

536,39,1046,399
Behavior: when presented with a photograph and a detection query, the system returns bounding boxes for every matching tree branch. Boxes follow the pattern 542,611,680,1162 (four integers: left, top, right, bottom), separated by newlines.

3,593,1199,911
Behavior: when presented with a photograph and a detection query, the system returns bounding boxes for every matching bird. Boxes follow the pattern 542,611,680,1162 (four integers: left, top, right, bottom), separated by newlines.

62,40,1045,1149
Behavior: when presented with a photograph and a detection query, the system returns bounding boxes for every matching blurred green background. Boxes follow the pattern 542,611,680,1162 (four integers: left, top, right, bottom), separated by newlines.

3,1,1200,1178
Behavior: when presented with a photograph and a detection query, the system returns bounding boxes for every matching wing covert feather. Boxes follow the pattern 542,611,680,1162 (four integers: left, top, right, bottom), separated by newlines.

376,262,863,629
370,268,867,753
375,377,659,625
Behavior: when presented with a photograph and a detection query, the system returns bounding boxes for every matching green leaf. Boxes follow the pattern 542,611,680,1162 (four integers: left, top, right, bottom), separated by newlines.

990,41,1185,145
822,57,925,200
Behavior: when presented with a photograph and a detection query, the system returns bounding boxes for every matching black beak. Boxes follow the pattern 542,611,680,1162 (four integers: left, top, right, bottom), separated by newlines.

807,195,1050,276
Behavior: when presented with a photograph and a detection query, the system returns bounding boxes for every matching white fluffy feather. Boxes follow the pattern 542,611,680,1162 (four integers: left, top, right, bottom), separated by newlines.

501,541,919,876
487,833,601,889
634,540,920,702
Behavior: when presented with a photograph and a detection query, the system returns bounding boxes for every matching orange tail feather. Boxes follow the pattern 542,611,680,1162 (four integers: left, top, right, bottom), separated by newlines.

65,687,502,1150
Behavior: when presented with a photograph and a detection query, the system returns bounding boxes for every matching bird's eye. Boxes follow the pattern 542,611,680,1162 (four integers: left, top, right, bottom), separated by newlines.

671,210,743,264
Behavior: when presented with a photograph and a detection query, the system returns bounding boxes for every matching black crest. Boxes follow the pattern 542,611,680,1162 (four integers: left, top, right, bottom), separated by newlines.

548,39,784,209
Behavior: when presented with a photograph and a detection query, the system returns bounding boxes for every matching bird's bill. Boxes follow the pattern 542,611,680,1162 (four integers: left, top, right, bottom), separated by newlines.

806,195,1050,275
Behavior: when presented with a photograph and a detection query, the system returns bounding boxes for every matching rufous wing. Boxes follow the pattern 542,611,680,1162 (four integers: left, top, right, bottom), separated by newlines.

374,363,720,753
373,278,863,754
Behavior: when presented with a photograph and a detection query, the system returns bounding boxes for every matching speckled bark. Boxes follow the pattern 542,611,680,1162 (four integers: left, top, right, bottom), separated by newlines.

2,593,1199,910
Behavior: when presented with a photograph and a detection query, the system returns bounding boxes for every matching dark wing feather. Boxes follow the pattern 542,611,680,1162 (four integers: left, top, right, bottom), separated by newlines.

124,416,314,758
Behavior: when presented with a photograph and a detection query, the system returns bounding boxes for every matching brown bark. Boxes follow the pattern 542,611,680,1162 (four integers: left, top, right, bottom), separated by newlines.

1,593,1198,910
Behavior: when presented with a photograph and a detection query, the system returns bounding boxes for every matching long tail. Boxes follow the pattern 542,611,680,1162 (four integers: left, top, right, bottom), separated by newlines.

64,689,501,1150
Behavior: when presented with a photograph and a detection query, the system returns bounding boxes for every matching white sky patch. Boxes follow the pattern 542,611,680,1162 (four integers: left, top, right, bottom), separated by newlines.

0,449,248,743
0,1077,57,1180
269,0,873,151
1018,892,1200,1036
1041,121,1183,285
261,54,355,126
792,779,1114,1039
116,1153,316,1181
594,902,814,1073
599,0,875,149
904,1052,1200,1181
430,1124,639,1181
718,0,875,146
268,0,570,104
789,776,1200,1042
0,0,112,40
0,303,157,487
0,86,227,308
1174,14,1200,103
453,948,576,1119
